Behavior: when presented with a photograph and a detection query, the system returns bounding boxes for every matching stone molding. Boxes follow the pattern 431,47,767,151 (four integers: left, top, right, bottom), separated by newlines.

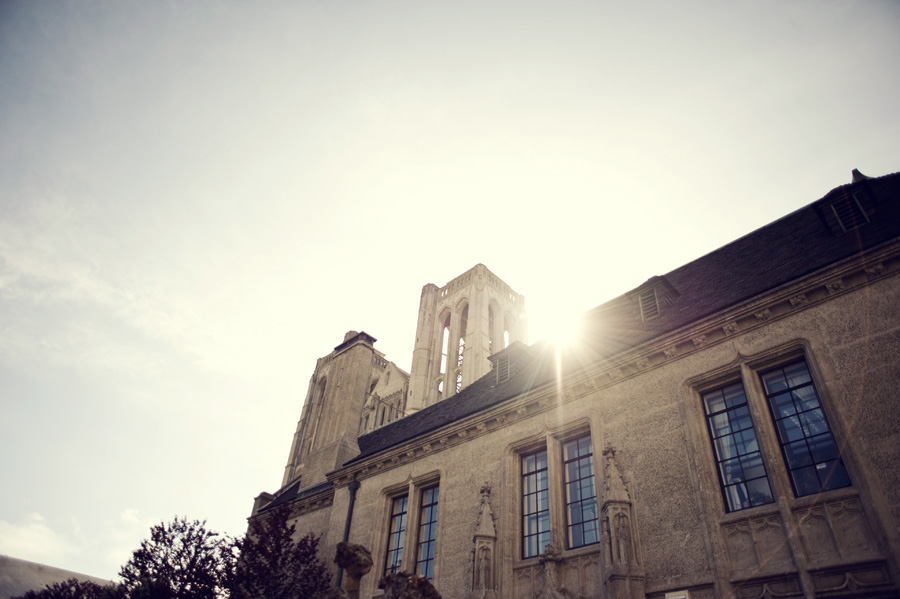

280,485,335,519
328,245,900,488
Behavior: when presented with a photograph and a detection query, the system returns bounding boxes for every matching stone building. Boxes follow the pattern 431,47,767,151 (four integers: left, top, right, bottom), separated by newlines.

251,170,900,599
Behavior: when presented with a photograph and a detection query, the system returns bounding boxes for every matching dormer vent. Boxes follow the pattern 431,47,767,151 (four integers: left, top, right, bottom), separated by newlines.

632,276,679,323
638,288,661,321
819,180,876,236
829,193,870,233
495,356,510,383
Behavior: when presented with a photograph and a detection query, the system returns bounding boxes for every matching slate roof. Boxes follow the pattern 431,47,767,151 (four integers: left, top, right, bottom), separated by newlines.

349,170,900,464
263,479,334,512
583,170,900,351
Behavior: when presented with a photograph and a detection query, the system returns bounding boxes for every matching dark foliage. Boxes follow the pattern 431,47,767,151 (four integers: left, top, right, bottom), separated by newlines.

12,577,123,599
225,504,330,599
119,517,230,599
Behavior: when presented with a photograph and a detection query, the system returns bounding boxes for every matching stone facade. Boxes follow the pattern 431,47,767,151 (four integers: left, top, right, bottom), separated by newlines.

252,171,900,599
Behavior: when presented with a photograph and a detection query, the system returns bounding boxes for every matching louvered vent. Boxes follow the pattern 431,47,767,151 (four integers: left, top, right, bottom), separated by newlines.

496,356,510,383
632,276,678,323
829,192,870,233
638,288,660,321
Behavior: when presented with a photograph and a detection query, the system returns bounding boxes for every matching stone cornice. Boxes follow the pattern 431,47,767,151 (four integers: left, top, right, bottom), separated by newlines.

285,485,335,519
577,239,900,391
327,240,900,488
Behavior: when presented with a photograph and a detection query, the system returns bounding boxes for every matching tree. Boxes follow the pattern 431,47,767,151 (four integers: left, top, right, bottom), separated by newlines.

119,517,229,599
12,578,124,599
226,504,330,599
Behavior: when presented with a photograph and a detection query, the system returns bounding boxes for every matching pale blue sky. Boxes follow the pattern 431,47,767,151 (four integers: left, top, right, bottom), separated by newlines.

1,0,898,579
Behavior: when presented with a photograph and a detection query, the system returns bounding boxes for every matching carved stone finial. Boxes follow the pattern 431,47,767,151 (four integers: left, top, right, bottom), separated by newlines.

537,543,569,599
474,484,496,539
471,483,498,599
480,482,491,498
604,447,630,504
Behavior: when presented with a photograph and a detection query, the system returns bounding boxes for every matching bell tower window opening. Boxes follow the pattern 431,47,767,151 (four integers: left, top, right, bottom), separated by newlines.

439,313,450,376
455,371,462,394
457,305,468,369
488,306,495,354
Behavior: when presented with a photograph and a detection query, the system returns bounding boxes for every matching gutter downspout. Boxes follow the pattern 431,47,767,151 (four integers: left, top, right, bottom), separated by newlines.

335,479,361,588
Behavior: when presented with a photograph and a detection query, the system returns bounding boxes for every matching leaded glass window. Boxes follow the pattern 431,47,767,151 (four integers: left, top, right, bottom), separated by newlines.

522,449,550,558
384,495,408,576
415,486,439,579
703,383,774,512
760,360,850,497
562,435,599,549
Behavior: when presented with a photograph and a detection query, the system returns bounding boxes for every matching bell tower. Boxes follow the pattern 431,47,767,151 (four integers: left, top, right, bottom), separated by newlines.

407,264,527,413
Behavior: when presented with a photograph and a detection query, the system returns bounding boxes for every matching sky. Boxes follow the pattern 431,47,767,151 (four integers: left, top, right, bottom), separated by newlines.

0,0,898,581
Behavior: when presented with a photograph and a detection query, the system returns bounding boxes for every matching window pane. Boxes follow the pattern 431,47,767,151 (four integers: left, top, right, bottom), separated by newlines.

819,460,851,491
800,408,827,436
724,481,749,512
777,415,805,442
792,465,821,496
784,362,812,387
715,436,737,459
745,477,774,507
770,392,796,418
730,405,753,432
761,370,788,395
704,389,726,415
734,428,759,455
740,452,766,480
793,385,819,411
808,433,838,463
709,412,731,437
723,384,747,408
784,440,813,469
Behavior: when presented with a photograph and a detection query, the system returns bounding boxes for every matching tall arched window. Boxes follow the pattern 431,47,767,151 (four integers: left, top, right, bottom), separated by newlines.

503,313,513,349
457,304,468,369
439,313,451,377
488,306,495,354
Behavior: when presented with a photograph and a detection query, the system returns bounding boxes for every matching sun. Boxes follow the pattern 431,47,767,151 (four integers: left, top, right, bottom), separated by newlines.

537,311,584,349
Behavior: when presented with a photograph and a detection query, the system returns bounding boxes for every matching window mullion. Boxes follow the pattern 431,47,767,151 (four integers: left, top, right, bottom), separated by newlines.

402,483,419,572
741,363,793,498
547,435,566,551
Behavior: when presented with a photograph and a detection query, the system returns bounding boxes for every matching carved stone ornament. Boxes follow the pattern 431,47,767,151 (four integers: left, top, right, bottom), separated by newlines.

692,335,708,348
722,322,739,336
827,279,845,295
379,572,442,599
608,368,623,381
334,542,373,599
636,357,650,370
537,543,570,599
663,346,678,358
754,309,772,322
789,294,808,307
470,483,497,599
865,263,886,278
603,446,630,504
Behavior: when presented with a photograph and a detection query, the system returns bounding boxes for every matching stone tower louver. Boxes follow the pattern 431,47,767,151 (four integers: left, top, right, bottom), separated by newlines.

406,264,527,413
